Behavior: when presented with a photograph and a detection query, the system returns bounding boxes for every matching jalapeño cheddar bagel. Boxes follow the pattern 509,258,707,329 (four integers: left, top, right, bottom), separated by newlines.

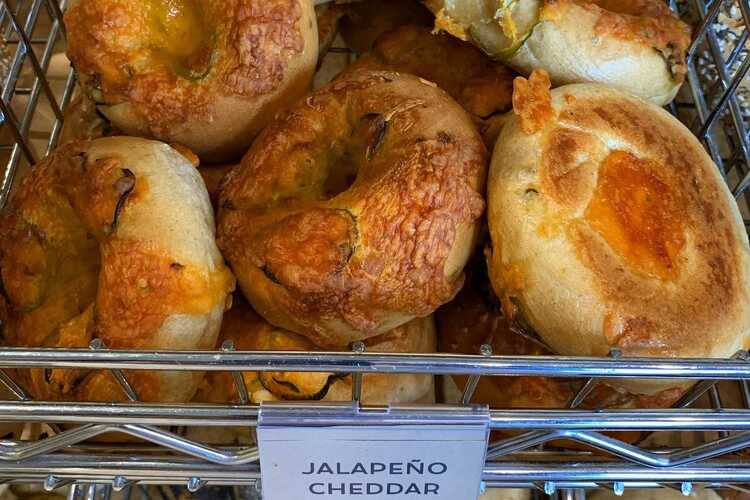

340,25,517,146
425,0,691,105
218,70,487,347
0,137,234,402
64,0,318,161
201,294,436,404
486,71,750,394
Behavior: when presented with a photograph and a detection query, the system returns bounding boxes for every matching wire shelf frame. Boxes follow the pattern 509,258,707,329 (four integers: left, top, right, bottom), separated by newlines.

0,0,750,497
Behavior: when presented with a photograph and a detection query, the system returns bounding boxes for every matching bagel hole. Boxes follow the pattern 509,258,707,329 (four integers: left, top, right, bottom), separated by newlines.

323,167,358,199
147,0,216,80
322,113,387,199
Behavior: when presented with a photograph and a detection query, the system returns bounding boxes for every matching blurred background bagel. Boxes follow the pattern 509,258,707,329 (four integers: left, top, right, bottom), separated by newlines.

64,0,319,162
218,70,487,348
195,293,436,405
0,137,234,402
339,24,517,147
424,0,691,105
338,0,435,54
486,71,750,395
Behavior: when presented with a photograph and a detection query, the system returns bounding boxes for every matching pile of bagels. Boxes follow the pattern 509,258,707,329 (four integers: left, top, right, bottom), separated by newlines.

1,0,749,428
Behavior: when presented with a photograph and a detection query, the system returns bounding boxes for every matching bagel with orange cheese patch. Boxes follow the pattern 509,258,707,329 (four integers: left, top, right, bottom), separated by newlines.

486,71,750,395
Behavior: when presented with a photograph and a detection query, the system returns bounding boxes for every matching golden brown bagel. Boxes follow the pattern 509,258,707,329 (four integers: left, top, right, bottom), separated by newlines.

340,25,517,146
198,162,235,209
339,0,434,54
0,137,234,402
315,3,345,65
64,0,318,161
201,294,436,404
218,70,487,347
486,71,750,395
425,0,691,105
59,90,116,145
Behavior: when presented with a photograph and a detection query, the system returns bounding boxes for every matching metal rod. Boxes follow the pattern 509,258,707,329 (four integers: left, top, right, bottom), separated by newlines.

691,0,750,190
0,96,34,164
3,4,63,120
0,0,71,209
2,454,750,485
221,341,249,405
0,401,260,426
5,402,750,430
0,369,29,400
708,385,728,439
67,483,83,500
89,340,139,402
461,374,481,405
350,341,365,403
462,344,492,404
697,54,750,141
482,459,750,483
686,0,725,57
116,424,260,466
567,345,621,410
46,67,76,155
0,349,749,378
568,378,599,409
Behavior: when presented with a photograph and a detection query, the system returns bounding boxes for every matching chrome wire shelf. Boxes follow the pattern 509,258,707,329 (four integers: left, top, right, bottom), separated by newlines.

1,0,750,497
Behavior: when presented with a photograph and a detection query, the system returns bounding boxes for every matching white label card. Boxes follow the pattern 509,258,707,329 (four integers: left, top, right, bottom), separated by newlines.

258,424,488,500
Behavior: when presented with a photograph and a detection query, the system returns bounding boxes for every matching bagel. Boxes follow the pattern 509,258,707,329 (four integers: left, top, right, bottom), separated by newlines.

198,162,235,209
201,294,436,404
437,257,685,412
59,90,116,145
486,71,750,395
424,0,691,105
340,25,517,146
0,137,235,402
217,70,487,347
339,0,434,54
315,3,345,66
64,0,318,161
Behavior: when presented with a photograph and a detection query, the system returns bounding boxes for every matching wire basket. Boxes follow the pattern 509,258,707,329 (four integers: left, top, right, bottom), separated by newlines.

2,0,750,498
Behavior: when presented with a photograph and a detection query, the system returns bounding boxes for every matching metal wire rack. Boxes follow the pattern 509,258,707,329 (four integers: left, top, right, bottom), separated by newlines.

1,0,750,498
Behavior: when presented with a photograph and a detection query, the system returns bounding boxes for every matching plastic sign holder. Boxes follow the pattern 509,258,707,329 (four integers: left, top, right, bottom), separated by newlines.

258,402,490,499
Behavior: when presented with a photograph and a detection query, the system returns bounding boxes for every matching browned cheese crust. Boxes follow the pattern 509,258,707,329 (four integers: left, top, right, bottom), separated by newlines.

486,73,750,394
341,25,518,146
197,294,436,404
0,139,233,401
218,70,487,347
64,0,316,160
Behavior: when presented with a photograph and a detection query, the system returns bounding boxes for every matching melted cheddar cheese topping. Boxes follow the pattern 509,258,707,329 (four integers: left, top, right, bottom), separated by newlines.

585,150,685,280
145,0,214,79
